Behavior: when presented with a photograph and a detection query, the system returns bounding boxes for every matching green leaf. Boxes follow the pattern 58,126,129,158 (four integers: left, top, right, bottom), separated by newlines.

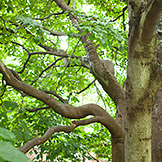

34,36,41,44
4,101,18,109
13,128,23,141
0,86,6,96
0,127,16,142
107,40,112,49
0,157,6,162
24,129,30,140
0,142,30,162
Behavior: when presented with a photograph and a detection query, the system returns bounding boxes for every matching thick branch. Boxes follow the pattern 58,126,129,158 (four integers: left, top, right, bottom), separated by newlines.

19,123,76,153
0,60,124,140
19,117,101,153
53,0,71,11
19,115,123,154
142,0,162,43
54,0,126,114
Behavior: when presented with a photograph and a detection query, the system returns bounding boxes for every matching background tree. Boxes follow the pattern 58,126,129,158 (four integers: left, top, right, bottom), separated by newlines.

0,0,162,162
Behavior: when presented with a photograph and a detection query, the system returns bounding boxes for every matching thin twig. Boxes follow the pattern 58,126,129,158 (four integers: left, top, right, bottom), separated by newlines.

43,90,68,104
11,41,30,53
34,0,71,20
19,55,31,74
29,51,80,59
88,153,99,162
26,106,50,112
94,82,107,110
55,38,81,93
34,12,64,20
29,51,68,57
10,41,32,73
76,79,96,94
110,6,127,22
122,7,127,31
43,27,65,36
30,58,63,85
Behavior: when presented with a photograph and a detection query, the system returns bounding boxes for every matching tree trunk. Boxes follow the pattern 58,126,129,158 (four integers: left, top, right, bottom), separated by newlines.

125,1,162,161
125,105,152,161
125,32,157,161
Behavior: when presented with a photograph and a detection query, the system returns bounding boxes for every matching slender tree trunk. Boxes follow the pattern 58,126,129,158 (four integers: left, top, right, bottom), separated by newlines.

125,29,158,162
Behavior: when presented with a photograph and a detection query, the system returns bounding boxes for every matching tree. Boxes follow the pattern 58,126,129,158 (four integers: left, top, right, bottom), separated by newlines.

0,0,162,162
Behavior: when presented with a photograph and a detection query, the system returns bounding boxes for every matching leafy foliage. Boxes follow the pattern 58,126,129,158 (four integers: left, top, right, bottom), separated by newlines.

0,0,128,161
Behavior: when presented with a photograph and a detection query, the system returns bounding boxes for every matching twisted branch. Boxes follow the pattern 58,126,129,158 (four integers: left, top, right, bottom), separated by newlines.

19,117,101,153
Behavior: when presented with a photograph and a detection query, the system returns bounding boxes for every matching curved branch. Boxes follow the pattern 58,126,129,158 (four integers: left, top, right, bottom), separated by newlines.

0,61,107,119
19,114,124,154
142,0,162,43
19,124,76,153
11,41,30,54
53,0,126,114
0,60,124,139
19,117,100,153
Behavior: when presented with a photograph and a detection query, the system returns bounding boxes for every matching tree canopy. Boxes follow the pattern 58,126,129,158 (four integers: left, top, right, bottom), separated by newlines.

0,0,162,162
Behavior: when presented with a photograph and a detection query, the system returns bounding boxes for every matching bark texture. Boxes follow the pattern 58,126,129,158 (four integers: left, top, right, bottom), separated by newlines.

152,12,162,162
125,0,162,161
152,87,162,162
